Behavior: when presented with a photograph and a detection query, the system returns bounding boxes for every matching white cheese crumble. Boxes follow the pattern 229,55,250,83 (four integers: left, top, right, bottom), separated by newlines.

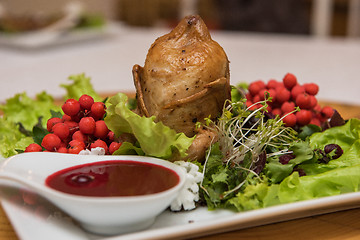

79,147,106,155
170,161,203,211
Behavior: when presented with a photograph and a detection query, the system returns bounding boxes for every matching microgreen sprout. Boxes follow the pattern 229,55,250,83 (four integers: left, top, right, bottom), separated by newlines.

201,97,298,198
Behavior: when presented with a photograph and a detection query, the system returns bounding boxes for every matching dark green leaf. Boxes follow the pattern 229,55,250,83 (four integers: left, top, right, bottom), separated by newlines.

32,123,48,146
50,110,63,119
17,122,32,136
298,124,321,140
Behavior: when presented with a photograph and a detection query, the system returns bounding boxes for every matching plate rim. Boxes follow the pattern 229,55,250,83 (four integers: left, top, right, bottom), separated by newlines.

106,191,360,240
2,188,360,240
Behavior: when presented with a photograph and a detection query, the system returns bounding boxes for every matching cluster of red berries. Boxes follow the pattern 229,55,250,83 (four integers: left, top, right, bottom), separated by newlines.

246,73,334,128
25,94,122,154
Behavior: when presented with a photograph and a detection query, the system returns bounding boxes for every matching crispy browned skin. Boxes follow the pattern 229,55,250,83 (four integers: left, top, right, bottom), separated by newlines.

133,15,230,161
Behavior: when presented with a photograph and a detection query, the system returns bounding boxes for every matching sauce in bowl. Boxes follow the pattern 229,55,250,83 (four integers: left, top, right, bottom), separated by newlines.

46,160,180,197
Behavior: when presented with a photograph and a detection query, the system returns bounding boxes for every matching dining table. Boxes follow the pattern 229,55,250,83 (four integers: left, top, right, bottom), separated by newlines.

1,21,360,240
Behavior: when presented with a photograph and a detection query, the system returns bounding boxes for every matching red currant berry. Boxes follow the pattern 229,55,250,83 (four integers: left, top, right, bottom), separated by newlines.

90,102,106,120
266,88,276,102
71,111,85,123
254,80,266,89
69,139,86,149
41,134,61,151
282,113,297,127
64,121,79,135
296,110,312,126
249,103,261,111
283,73,297,90
106,131,115,143
25,143,42,152
295,93,312,109
59,141,68,148
281,101,296,113
308,95,317,108
291,85,305,100
62,114,72,122
248,82,262,96
310,117,321,126
47,117,62,132
68,145,85,154
272,108,282,116
245,93,253,101
321,106,334,118
109,142,122,154
258,89,268,101
62,99,81,116
94,120,109,139
79,117,96,134
252,94,261,103
267,79,281,89
275,87,290,104
79,94,94,110
246,100,253,108
72,130,87,142
314,104,322,113
52,123,70,140
304,83,319,96
266,105,272,112
57,147,68,153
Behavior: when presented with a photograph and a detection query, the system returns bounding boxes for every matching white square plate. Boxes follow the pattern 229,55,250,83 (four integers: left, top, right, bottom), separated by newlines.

2,177,360,240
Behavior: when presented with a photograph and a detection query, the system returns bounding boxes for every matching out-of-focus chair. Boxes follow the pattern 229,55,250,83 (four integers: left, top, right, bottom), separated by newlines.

347,0,360,37
310,0,333,37
311,0,360,37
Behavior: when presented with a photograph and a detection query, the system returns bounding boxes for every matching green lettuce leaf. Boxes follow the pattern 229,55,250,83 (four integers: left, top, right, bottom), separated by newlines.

0,73,103,158
299,118,360,175
0,91,57,157
228,180,279,211
113,141,145,156
0,117,33,158
104,93,194,159
309,118,360,152
60,73,102,102
265,141,315,183
277,165,360,202
229,162,360,211
0,92,59,131
227,118,360,211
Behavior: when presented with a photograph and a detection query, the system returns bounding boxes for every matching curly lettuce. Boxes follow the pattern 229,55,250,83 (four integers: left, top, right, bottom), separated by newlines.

218,119,360,211
60,73,102,102
0,118,33,158
104,93,194,160
0,73,101,158
0,91,60,131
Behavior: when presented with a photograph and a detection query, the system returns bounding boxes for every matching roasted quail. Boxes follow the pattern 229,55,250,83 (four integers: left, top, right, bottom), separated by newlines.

133,15,231,161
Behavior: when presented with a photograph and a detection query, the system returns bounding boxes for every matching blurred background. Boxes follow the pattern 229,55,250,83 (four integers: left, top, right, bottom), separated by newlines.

2,2,360,239
1,0,360,106
0,0,359,37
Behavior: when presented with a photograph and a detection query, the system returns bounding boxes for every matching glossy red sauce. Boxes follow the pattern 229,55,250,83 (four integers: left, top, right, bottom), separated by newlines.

45,160,179,197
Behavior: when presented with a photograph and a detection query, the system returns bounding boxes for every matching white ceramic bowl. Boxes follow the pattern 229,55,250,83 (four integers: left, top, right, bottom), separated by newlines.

0,152,186,235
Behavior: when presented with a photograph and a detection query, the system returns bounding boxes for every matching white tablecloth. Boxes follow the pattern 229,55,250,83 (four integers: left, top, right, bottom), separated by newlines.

1,23,360,105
